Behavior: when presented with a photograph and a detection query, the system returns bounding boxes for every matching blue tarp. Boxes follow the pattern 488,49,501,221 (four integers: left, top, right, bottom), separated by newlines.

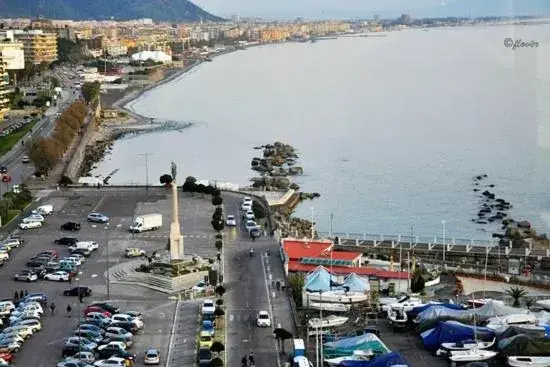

409,303,465,317
421,321,495,352
305,267,337,292
338,352,409,367
343,273,370,292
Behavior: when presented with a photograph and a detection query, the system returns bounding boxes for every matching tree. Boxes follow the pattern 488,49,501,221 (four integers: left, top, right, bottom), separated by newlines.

410,269,425,293
273,328,293,353
212,195,223,206
26,137,60,174
525,298,534,310
160,174,173,187
287,273,305,306
211,219,224,232
214,307,225,318
506,286,528,307
215,285,225,297
215,299,223,306
210,341,225,354
81,81,101,103
215,240,223,251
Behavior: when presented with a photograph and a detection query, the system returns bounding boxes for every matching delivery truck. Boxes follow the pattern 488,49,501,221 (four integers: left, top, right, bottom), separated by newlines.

129,213,162,233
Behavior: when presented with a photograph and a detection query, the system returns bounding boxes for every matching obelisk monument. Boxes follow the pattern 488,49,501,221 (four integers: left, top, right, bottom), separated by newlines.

169,162,184,261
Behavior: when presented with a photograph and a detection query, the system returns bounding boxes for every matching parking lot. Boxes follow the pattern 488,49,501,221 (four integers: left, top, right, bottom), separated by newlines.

0,188,219,366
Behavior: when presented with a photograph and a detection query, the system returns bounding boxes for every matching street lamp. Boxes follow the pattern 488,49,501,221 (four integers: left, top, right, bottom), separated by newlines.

92,223,122,301
75,272,98,356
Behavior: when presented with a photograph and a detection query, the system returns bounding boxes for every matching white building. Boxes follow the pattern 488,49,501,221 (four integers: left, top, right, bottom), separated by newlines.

0,42,25,70
130,50,172,64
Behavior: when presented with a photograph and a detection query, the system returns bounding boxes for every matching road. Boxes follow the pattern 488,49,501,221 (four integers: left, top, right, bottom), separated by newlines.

0,188,223,367
223,193,293,367
0,70,79,187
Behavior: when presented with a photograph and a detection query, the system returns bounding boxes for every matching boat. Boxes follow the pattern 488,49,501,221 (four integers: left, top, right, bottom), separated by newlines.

306,290,369,304
486,313,538,330
448,348,498,363
508,356,550,367
324,350,375,366
535,299,550,311
467,299,503,308
309,302,350,312
308,315,348,329
439,338,495,352
388,306,408,328
382,297,423,313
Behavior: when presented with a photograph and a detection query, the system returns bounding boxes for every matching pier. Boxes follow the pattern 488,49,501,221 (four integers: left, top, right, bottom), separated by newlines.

318,231,548,270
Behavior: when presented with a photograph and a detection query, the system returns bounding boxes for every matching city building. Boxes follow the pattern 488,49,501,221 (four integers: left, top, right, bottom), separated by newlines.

0,42,25,70
14,30,58,65
130,50,172,64
0,56,11,118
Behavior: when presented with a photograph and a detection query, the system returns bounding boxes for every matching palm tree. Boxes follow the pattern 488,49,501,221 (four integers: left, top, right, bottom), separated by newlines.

506,286,528,307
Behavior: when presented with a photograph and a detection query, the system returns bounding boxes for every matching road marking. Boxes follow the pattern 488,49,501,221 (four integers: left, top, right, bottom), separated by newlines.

166,298,180,366
229,314,234,322
262,255,281,367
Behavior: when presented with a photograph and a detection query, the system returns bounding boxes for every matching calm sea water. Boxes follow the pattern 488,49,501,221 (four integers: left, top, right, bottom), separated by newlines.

92,25,550,240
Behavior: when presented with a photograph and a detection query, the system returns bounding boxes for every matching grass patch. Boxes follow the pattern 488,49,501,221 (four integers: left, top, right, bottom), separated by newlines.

1,209,21,227
0,120,38,157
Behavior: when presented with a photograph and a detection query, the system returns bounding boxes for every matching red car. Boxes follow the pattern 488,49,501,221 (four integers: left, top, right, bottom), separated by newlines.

0,352,13,362
83,306,111,317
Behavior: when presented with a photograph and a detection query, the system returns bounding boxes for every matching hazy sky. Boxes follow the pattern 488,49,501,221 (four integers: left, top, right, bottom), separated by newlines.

191,0,549,19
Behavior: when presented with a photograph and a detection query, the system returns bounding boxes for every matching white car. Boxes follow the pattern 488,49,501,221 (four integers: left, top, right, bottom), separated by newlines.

245,220,259,233
111,314,144,328
97,341,127,351
241,202,252,211
1,238,22,248
22,214,45,223
0,251,8,261
242,197,252,205
201,299,215,315
14,302,43,314
0,333,25,344
9,311,41,325
94,357,127,367
19,221,42,230
2,325,34,338
13,318,42,332
243,210,255,221
65,256,83,265
192,281,206,293
71,253,86,263
256,310,271,327
225,215,237,227
44,271,71,282
144,348,160,365
65,351,95,363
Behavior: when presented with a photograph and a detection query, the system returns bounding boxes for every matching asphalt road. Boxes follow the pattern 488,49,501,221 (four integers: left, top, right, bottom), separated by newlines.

223,193,287,367
0,188,224,367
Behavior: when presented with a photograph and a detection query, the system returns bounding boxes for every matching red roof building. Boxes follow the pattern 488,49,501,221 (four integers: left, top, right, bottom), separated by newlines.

281,238,410,281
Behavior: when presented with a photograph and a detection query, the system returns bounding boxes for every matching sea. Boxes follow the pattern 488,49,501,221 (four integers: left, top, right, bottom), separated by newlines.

91,24,550,241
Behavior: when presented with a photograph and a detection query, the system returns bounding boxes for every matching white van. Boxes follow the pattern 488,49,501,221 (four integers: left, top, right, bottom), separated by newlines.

69,242,96,252
0,303,13,317
34,205,53,215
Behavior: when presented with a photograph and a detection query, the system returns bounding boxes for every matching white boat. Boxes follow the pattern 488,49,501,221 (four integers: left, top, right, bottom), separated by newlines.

382,297,423,313
536,299,550,311
467,298,503,308
309,302,350,312
306,290,369,304
508,356,550,367
439,338,495,351
448,348,498,363
486,314,538,330
387,306,408,327
324,350,375,366
308,315,348,329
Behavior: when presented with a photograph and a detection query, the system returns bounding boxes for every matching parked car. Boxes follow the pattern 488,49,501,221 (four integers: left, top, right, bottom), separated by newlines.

201,300,215,315
21,214,44,223
111,314,143,329
63,350,95,363
89,303,120,314
64,287,92,297
97,341,127,352
9,310,41,324
65,336,97,350
61,222,81,231
109,321,138,334
70,247,92,257
73,330,104,343
93,357,126,367
125,248,145,258
55,237,78,246
144,348,160,365
62,344,94,358
78,324,105,335
84,306,111,317
87,213,109,223
244,220,259,233
198,331,213,348
13,270,38,282
44,271,71,282
13,318,42,332
104,327,132,341
250,228,261,238
196,347,212,364
19,221,42,230
21,156,30,164
96,348,135,362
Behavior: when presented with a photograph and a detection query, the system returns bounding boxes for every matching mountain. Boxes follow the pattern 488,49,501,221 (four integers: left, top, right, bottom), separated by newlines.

0,0,224,22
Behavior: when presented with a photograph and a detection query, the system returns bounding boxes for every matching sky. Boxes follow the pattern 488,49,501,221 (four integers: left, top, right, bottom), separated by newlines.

191,0,550,20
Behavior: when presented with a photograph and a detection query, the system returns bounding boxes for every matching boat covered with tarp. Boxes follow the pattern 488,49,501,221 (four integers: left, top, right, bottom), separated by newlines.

415,300,527,332
496,325,548,340
337,352,410,367
408,303,466,318
498,334,550,356
421,321,495,352
323,333,390,359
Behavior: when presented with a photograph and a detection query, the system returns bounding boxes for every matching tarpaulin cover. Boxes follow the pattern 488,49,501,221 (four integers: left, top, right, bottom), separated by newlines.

497,325,546,340
421,321,495,352
409,303,465,318
338,352,409,367
323,334,390,359
498,334,550,356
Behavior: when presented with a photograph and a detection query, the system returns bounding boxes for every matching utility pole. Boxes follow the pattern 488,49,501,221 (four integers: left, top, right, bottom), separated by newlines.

310,207,315,240
139,153,153,199
329,213,333,238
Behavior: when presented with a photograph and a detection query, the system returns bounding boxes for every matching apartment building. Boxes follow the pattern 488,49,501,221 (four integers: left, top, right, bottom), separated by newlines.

14,30,58,65
0,41,25,70
0,55,11,118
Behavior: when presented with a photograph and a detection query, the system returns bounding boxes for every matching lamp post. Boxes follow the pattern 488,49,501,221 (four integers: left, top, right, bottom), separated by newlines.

139,152,153,199
92,222,121,301
307,288,323,367
310,207,315,240
76,272,98,356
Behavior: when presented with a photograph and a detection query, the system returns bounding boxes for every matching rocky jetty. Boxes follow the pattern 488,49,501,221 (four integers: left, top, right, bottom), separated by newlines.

472,174,548,248
272,206,316,238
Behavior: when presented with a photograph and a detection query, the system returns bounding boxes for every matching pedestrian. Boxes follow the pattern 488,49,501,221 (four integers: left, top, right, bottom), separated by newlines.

68,275,72,284
50,302,56,315
249,352,255,366
252,235,256,242
66,304,72,317
24,290,28,297
241,355,248,367
19,290,24,299
14,291,18,302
